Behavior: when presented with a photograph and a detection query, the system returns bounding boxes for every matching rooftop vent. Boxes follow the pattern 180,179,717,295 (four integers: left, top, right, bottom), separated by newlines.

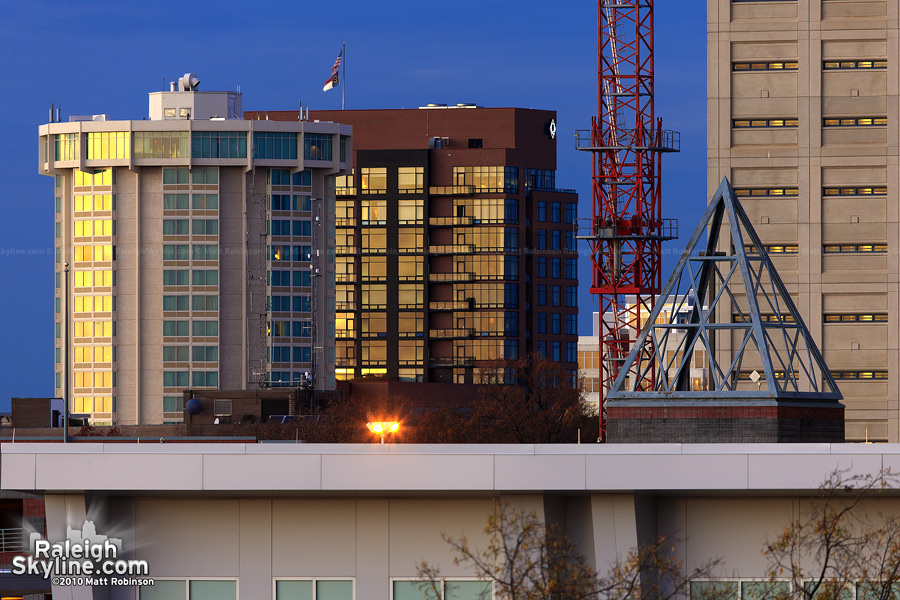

179,73,200,92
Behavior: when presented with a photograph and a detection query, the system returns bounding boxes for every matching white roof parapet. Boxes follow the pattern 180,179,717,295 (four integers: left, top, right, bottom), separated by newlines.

3,443,900,495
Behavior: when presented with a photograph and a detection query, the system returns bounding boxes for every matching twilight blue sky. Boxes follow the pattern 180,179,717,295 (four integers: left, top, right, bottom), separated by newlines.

0,1,706,411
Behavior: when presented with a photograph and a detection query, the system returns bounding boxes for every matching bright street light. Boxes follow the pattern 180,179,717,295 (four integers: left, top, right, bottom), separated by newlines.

366,421,399,443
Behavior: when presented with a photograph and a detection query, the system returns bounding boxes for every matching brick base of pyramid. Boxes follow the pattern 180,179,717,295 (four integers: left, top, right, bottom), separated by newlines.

606,400,844,443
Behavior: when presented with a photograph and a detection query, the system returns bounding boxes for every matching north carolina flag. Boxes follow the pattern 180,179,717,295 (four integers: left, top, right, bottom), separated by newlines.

323,48,342,92
323,71,339,92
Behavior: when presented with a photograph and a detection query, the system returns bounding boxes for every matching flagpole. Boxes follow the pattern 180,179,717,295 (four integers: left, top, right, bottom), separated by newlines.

341,42,345,110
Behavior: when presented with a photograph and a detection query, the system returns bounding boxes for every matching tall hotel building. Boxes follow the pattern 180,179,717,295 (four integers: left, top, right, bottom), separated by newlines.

709,1,899,440
259,107,579,384
39,75,350,425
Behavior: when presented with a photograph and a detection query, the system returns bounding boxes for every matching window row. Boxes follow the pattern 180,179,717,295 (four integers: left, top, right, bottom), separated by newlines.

74,244,114,262
74,219,115,237
823,186,887,196
734,188,798,197
191,131,247,159
73,371,114,389
535,257,579,280
269,346,314,363
733,119,798,128
535,285,577,308
162,346,219,362
163,219,218,236
270,168,312,187
304,133,333,161
824,313,888,322
163,270,219,286
831,371,888,380
269,270,313,287
74,169,115,186
824,60,887,70
73,396,113,414
269,320,313,338
744,245,799,254
163,370,219,388
269,295,313,313
732,60,887,71
267,370,313,384
824,117,887,127
824,244,887,254
163,244,218,261
453,166,519,194
733,61,798,71
74,320,115,338
254,131,297,160
74,270,114,288
744,244,888,255
86,131,130,160
270,220,312,237
271,194,312,211
162,167,218,185
163,193,218,210
536,340,579,363
163,321,218,337
270,245,313,262
536,312,579,336
733,314,795,323
536,200,577,224
535,229,576,252
74,194,115,211
73,295,114,313
73,346,114,363
454,198,517,225
164,295,219,311
526,168,556,191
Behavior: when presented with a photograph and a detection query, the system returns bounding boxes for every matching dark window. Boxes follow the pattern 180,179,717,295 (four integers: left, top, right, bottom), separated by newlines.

468,138,483,149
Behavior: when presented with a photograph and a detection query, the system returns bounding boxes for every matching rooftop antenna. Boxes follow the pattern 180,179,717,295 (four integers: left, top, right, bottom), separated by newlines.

57,106,60,123
49,103,53,123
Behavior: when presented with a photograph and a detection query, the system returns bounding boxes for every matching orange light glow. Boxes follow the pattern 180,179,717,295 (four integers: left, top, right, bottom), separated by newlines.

366,421,400,441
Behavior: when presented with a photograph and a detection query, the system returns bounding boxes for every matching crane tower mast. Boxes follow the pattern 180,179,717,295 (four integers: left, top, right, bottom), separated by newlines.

576,1,679,441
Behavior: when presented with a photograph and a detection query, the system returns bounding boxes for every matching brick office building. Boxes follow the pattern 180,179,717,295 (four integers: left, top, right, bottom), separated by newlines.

254,107,578,383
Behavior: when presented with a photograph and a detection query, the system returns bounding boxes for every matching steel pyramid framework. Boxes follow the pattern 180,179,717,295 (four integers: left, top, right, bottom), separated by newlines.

607,177,842,401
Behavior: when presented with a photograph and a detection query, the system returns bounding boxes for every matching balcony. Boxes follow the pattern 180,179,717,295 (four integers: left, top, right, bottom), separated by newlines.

428,185,475,196
428,244,476,255
430,356,475,367
429,328,476,339
429,300,474,311
429,216,474,227
429,272,475,283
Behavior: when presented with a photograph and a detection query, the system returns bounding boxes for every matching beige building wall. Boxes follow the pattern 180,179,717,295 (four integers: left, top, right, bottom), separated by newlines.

12,443,900,600
708,0,900,441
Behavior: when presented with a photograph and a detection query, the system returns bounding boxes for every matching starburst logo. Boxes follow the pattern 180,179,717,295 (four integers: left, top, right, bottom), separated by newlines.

12,520,153,587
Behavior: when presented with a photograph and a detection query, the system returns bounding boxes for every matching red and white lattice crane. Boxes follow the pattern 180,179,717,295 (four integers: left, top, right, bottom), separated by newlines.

576,1,679,441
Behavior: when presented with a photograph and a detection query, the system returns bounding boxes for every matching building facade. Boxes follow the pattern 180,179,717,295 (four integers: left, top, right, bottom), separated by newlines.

39,75,351,425
260,107,579,384
578,297,711,409
708,0,899,441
